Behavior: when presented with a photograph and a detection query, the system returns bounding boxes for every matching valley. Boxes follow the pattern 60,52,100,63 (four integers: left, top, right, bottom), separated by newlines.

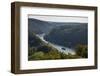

28,18,88,60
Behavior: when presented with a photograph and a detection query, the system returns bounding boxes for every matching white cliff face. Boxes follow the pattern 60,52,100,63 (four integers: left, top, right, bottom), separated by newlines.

36,34,75,55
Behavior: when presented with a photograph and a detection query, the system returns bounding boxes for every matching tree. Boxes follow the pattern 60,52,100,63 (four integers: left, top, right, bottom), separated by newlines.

46,50,61,59
29,51,45,60
28,47,37,56
75,44,87,58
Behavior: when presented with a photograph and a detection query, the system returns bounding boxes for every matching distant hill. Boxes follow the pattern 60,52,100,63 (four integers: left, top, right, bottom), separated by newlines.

28,18,88,48
44,24,88,48
28,18,55,34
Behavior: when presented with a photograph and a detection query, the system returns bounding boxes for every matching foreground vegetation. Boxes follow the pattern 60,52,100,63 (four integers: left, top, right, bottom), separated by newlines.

28,44,87,60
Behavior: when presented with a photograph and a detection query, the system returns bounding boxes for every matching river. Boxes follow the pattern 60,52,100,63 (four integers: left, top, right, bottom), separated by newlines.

36,34,75,55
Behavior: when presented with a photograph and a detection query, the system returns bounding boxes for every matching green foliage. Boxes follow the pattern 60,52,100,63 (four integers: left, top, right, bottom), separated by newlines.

28,48,62,60
28,47,37,56
60,52,80,59
75,44,88,58
46,50,61,59
29,51,45,60
28,46,81,60
28,31,87,60
28,44,88,60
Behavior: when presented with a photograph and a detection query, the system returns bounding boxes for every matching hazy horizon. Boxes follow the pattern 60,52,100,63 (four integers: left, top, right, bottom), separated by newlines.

28,15,88,23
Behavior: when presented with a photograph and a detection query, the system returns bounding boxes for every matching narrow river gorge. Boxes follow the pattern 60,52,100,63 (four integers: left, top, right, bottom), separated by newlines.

36,34,75,55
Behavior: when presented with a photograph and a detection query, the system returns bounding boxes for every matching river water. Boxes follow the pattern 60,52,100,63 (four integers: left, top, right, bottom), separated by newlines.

36,34,75,55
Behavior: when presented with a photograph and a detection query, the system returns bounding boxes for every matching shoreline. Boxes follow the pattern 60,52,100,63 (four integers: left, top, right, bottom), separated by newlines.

36,34,75,55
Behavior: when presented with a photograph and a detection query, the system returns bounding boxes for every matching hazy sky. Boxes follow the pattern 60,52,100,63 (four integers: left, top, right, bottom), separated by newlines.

28,15,88,23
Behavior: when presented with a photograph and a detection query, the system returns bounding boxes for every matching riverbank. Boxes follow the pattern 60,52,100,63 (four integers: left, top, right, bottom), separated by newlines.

36,34,75,55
